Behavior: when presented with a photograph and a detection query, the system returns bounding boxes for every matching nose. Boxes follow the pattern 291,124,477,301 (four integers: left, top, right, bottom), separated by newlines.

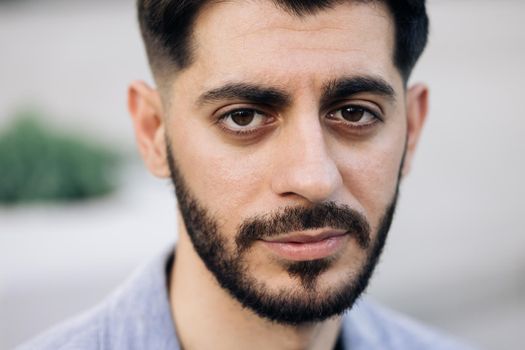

271,116,343,204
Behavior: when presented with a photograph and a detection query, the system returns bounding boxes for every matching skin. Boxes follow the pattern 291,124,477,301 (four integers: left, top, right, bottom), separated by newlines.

128,1,428,349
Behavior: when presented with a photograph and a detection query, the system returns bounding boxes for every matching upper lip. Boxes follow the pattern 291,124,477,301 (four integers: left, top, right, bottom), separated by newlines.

262,229,348,244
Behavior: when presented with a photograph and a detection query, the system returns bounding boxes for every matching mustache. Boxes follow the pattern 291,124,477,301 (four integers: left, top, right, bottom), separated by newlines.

235,201,371,252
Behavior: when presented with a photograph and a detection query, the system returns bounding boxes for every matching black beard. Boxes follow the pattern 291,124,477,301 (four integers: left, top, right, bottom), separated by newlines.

167,147,401,325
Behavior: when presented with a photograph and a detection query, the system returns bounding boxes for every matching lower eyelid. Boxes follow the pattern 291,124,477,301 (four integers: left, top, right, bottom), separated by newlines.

220,123,275,138
326,115,381,131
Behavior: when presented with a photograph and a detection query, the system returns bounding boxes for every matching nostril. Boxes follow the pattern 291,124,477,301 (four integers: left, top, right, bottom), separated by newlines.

280,192,300,199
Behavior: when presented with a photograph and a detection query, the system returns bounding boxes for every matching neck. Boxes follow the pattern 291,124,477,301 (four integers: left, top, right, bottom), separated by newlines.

169,227,342,350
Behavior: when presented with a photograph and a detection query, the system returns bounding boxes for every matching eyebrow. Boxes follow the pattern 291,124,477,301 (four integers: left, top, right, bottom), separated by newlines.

321,76,396,108
196,75,396,109
196,83,292,108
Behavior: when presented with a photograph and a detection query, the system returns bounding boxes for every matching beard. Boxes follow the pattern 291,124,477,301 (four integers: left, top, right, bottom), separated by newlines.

167,147,401,325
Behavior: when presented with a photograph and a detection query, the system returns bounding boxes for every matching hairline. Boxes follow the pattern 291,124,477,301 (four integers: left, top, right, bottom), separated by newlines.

149,0,406,91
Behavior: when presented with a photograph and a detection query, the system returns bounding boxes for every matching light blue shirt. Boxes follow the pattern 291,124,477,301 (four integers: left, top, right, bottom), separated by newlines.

17,248,476,350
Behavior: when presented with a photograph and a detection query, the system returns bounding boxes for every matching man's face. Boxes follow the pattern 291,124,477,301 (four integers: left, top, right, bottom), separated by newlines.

161,1,408,324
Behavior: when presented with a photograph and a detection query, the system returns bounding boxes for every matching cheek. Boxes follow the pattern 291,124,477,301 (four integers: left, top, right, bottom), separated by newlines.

336,131,405,232
170,118,269,226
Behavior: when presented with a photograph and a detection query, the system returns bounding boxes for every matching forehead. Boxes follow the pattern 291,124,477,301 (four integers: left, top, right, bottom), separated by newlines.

174,0,399,97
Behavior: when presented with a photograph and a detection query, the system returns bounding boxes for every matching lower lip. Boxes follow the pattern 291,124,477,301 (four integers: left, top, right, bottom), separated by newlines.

260,235,348,261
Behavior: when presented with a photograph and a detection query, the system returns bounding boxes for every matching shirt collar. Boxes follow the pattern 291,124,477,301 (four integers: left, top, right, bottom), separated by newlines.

102,248,180,350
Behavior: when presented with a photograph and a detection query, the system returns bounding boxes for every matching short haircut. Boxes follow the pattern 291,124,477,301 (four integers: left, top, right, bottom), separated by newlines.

137,0,428,83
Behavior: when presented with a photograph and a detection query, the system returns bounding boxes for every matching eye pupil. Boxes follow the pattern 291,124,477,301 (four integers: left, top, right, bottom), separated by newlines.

231,110,255,126
341,107,364,122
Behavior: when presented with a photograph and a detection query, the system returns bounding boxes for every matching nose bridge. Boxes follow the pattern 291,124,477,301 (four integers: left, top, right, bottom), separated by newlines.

288,114,326,162
272,110,343,203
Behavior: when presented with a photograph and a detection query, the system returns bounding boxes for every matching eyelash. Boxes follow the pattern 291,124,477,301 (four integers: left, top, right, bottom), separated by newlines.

216,108,273,136
326,105,383,128
216,104,382,136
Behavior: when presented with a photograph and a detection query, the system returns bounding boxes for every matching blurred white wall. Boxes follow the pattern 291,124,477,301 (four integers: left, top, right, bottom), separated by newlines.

0,0,149,146
1,1,524,349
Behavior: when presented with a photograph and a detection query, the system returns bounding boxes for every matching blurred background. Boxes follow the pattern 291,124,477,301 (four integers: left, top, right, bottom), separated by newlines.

0,0,523,349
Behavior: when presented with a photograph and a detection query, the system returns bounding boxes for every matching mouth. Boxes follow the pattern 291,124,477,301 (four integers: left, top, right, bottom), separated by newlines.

259,230,349,261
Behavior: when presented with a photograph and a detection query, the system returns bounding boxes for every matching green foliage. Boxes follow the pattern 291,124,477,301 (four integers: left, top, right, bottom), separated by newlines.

0,112,121,204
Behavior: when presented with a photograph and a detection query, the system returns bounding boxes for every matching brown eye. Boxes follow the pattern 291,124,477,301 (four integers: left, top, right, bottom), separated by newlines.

341,106,365,122
328,105,378,126
219,108,268,133
230,110,255,126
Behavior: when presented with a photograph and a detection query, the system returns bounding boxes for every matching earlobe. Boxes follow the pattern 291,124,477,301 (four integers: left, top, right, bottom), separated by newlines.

402,83,429,177
128,81,171,178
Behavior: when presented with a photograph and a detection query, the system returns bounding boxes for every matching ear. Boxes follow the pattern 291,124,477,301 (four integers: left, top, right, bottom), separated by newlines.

402,83,429,177
128,81,171,178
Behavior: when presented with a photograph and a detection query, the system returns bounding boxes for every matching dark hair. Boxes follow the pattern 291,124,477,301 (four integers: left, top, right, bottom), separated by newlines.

137,0,428,82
